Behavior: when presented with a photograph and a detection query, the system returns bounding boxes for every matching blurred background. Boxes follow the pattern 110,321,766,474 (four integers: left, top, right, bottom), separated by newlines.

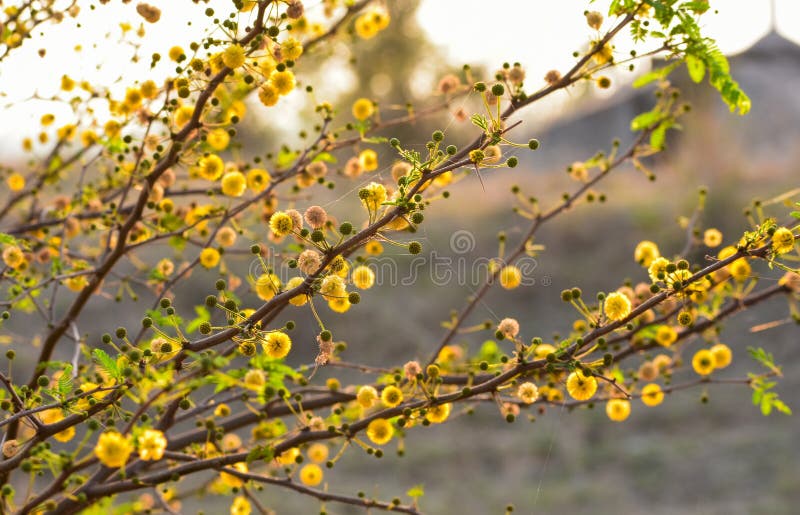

2,1,799,514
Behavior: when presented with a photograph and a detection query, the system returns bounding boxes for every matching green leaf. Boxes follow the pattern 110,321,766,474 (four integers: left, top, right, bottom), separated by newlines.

362,136,388,144
0,233,17,245
276,147,298,168
186,305,210,334
58,365,74,397
685,55,705,83
470,114,489,132
630,110,662,131
789,211,800,219
312,152,337,164
92,349,120,381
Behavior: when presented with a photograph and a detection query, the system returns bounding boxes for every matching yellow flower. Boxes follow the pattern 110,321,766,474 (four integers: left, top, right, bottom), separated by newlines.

641,383,664,407
351,265,375,290
216,227,237,248
94,431,133,468
281,37,303,60
425,403,451,423
199,248,221,269
222,44,246,69
173,105,195,129
307,443,328,463
634,240,660,267
320,274,347,299
275,447,300,465
80,130,98,147
729,258,751,282
258,83,280,107
516,382,539,404
365,240,384,256
352,98,374,120
703,228,723,248
604,291,632,322
270,70,296,95
533,343,557,360
41,113,55,126
285,276,308,306
772,227,795,255
221,171,247,197
647,257,670,283
246,168,271,193
137,429,167,461
328,297,351,313
566,371,597,401
255,273,281,301
2,246,26,269
606,399,631,422
220,462,248,487
360,182,386,212
380,385,403,407
230,496,251,515
366,418,393,445
39,409,75,443
359,149,379,172
369,8,390,30
269,211,294,237
710,343,732,369
263,331,292,359
168,46,184,62
196,154,225,181
357,385,378,408
654,325,677,347
692,349,715,376
214,404,231,418
299,463,323,486
354,14,378,39
207,128,230,151
6,173,25,192
244,369,265,389
499,265,522,289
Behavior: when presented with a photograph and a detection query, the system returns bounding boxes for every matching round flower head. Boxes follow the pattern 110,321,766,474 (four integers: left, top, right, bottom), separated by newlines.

425,403,451,423
606,399,631,422
2,246,26,269
39,409,75,443
566,370,598,401
729,258,751,282
352,98,374,120
94,431,133,468
634,240,660,267
196,154,225,181
692,349,715,376
269,211,294,237
244,369,265,388
306,161,328,178
303,205,328,229
517,382,539,404
497,318,520,338
270,70,296,95
703,228,723,248
6,173,24,192
297,249,322,275
710,343,732,368
220,462,247,487
647,257,670,283
137,429,167,461
356,385,378,408
258,83,280,107
654,325,677,347
772,227,795,255
299,463,323,486
307,443,329,463
638,361,658,381
499,265,522,289
275,447,300,465
206,128,230,151
391,161,412,182
483,145,502,164
263,331,292,359
604,291,632,322
355,14,378,39
230,496,251,515
351,265,375,290
222,44,246,69
216,227,237,248
366,418,393,445
281,37,303,60
320,274,347,299
285,276,308,306
534,343,557,360
255,273,281,301
404,360,422,381
199,248,221,269
359,149,379,172
365,240,384,255
641,383,664,407
221,171,247,197
327,297,351,313
381,385,403,407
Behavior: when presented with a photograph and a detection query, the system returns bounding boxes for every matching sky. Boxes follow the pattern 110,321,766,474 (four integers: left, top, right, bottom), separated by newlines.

0,0,797,157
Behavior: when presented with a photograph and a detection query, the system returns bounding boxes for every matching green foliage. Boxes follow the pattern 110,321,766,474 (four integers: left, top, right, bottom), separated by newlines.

92,349,120,382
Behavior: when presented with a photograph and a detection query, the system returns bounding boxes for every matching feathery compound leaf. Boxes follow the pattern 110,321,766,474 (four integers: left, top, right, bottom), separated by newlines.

92,349,121,381
58,365,74,397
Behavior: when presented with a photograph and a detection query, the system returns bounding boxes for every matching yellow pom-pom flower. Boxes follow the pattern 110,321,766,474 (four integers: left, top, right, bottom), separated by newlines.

654,325,677,347
285,276,308,306
137,429,167,461
634,240,660,267
640,383,664,407
772,227,795,255
566,371,598,401
220,462,248,487
692,349,715,376
360,182,386,212
246,168,271,193
2,246,26,270
647,257,670,283
351,265,375,290
307,443,329,464
352,98,374,120
606,398,631,422
281,37,303,60
230,496,251,515
39,409,75,443
221,171,247,197
354,15,378,39
729,258,751,282
366,418,393,445
710,343,732,369
196,154,225,181
6,173,25,192
270,70,296,95
94,431,133,468
359,149,379,172
328,297,351,313
499,265,522,289
199,248,221,269
207,128,230,151
517,382,539,404
380,385,403,407
357,385,378,408
255,273,281,300
258,83,280,107
604,291,632,322
299,463,323,486
703,228,723,248
222,44,246,69
269,211,294,237
263,331,292,359
425,403,451,423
